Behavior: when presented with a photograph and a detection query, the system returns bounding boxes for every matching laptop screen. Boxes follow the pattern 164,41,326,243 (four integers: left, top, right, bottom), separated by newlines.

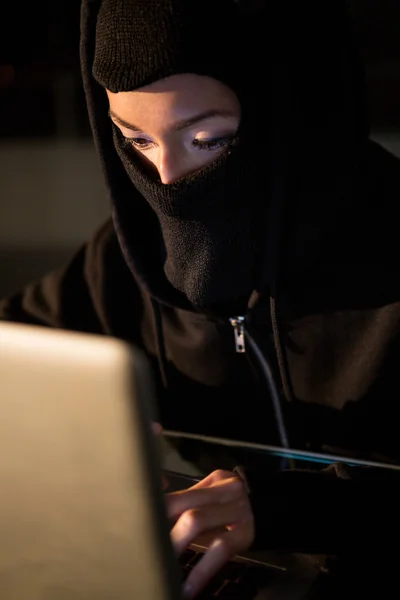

160,429,400,489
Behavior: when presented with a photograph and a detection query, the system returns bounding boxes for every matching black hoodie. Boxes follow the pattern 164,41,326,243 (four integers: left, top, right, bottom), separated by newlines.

2,0,400,567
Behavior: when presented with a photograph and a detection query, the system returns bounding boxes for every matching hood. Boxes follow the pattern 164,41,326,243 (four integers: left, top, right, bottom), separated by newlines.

80,0,369,312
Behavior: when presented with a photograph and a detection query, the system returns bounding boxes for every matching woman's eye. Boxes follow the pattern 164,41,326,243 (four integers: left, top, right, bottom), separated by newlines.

124,136,155,151
192,135,234,151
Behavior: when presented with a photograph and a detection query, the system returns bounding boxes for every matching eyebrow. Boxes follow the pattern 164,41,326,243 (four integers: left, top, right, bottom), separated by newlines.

108,109,237,133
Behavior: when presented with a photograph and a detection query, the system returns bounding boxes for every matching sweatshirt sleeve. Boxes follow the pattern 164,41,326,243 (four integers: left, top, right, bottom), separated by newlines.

0,219,120,333
237,462,400,555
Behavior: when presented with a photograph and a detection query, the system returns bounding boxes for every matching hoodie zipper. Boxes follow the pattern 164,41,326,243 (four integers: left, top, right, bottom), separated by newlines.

229,316,246,353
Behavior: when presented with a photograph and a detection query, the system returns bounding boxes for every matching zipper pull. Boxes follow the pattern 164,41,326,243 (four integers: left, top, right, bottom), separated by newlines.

229,316,246,353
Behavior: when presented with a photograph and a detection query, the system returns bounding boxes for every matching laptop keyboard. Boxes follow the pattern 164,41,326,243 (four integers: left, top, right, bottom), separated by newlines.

180,549,279,599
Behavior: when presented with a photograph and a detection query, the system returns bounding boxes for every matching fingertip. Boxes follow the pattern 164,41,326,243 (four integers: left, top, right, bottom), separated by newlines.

182,581,194,599
151,422,163,435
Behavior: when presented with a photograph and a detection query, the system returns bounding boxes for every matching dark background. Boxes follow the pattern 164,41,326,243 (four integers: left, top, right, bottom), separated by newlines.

0,1,399,296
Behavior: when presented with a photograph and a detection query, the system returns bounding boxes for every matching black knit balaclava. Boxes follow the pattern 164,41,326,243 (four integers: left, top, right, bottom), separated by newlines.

93,0,268,315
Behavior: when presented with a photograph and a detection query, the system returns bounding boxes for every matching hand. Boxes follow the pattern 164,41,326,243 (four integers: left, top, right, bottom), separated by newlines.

165,469,255,598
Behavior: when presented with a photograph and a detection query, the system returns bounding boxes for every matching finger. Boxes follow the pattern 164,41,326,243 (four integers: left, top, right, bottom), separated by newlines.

151,422,163,436
165,476,244,520
188,469,234,490
170,499,246,555
183,527,248,599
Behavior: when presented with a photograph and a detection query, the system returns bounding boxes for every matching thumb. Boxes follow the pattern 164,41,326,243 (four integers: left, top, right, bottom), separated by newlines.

152,422,163,436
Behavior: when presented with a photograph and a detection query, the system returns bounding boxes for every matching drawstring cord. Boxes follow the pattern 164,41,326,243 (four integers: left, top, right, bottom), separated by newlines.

244,322,295,470
150,298,168,389
270,295,295,403
244,327,290,451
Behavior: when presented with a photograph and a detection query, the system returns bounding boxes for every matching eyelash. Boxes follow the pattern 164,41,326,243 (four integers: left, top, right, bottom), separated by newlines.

123,137,155,151
192,137,233,151
122,135,233,152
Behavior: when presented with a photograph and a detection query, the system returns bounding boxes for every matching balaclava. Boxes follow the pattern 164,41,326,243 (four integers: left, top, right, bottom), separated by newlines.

92,0,269,315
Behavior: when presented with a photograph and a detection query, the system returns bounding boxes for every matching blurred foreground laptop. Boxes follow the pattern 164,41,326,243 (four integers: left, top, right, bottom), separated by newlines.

0,322,320,599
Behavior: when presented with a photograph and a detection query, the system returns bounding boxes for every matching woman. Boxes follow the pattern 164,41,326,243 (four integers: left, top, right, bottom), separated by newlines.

2,0,400,596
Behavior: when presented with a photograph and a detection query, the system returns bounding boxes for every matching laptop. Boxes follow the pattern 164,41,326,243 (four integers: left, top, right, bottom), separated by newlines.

0,321,320,599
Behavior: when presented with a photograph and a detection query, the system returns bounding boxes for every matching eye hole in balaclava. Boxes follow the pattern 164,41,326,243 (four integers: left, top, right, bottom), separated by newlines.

92,0,270,315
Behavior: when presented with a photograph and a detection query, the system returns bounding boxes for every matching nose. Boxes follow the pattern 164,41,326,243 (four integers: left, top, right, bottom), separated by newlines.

157,145,186,184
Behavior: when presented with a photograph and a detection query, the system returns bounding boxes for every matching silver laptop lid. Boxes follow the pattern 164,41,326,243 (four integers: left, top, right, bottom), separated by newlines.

0,322,181,600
